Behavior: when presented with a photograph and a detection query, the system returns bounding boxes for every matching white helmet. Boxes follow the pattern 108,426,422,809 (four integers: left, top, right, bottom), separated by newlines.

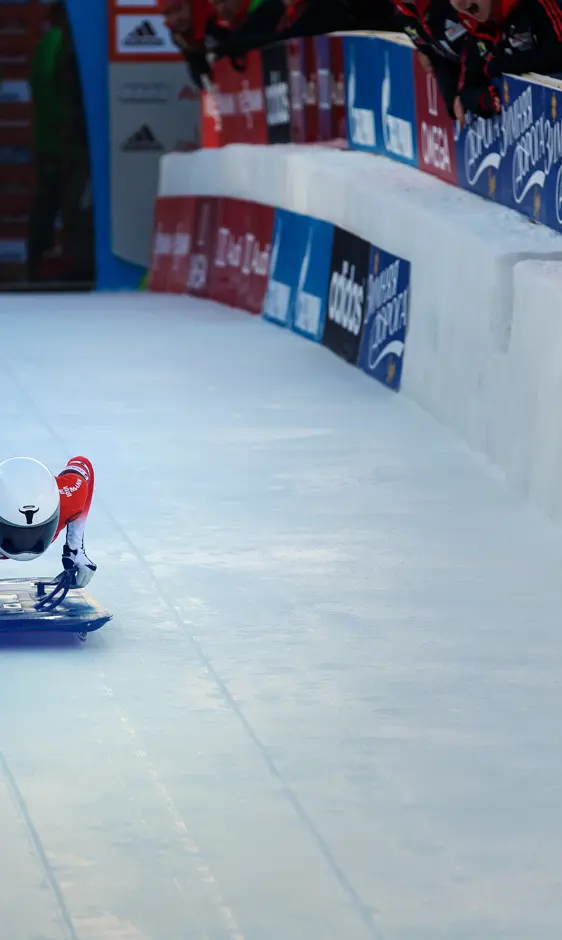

0,457,60,560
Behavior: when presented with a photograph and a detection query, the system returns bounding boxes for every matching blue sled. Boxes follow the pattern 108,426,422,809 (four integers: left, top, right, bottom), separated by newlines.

0,573,112,642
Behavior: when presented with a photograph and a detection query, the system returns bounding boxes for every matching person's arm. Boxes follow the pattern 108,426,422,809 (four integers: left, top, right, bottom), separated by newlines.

57,457,97,587
456,30,501,121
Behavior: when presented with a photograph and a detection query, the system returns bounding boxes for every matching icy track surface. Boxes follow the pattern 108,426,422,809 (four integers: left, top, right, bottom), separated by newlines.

0,292,561,940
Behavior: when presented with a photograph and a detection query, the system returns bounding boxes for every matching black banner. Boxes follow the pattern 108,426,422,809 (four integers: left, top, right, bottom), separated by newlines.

261,43,292,145
322,226,370,364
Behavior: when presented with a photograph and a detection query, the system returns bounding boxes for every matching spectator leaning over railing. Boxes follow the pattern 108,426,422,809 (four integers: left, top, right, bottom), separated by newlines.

391,0,470,119
158,0,287,86
451,0,562,125
210,0,397,62
160,0,398,81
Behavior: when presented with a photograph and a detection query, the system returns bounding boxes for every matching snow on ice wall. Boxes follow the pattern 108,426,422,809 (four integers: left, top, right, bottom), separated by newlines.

157,144,562,522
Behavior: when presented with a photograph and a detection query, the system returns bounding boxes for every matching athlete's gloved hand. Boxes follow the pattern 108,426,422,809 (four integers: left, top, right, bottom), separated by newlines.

62,543,97,587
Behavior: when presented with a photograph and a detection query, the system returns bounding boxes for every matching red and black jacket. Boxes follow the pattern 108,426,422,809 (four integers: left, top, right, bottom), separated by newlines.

211,0,397,63
392,0,468,116
458,0,562,116
392,0,467,62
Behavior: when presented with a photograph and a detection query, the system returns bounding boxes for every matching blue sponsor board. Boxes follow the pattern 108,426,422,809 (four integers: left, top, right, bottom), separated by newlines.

343,35,378,153
358,246,411,392
262,209,333,342
262,209,307,327
542,82,562,234
500,75,548,223
455,89,503,202
373,38,418,168
343,35,418,166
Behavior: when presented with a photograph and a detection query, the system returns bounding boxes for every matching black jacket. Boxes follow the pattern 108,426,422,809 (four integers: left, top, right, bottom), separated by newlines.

392,0,468,117
458,0,562,115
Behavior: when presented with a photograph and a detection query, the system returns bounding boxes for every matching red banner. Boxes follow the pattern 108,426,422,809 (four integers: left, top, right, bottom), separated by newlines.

168,197,197,293
149,197,273,315
413,55,457,186
201,52,268,148
149,196,186,292
329,37,346,142
186,197,219,297
236,202,274,315
207,198,251,306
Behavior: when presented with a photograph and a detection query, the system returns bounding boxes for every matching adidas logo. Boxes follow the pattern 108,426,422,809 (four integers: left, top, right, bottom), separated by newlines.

123,20,164,47
121,125,164,153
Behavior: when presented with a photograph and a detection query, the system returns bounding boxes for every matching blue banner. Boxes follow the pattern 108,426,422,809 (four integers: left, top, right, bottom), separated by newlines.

455,103,503,202
263,209,307,327
343,36,417,166
540,83,562,234
343,35,378,153
500,75,548,224
262,209,333,342
358,246,411,392
373,38,417,168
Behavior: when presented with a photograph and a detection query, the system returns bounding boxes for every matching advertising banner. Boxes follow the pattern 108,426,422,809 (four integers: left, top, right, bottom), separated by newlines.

263,208,333,341
413,54,457,185
315,37,333,142
343,35,377,152
207,198,253,307
544,79,562,234
358,246,411,392
236,202,275,314
167,196,196,293
454,100,503,203
499,75,548,225
186,197,219,297
374,37,417,167
329,36,346,141
261,42,292,145
323,226,370,365
287,38,320,144
201,52,267,148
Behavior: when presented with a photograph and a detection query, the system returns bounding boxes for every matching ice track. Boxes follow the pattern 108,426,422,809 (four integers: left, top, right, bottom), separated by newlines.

0,292,561,940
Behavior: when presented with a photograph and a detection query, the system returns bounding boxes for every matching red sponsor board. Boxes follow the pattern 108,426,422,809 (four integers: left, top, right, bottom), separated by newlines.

206,199,273,313
148,196,182,293
186,197,220,297
202,52,267,148
150,198,273,311
236,202,274,315
413,55,457,185
208,199,251,306
236,51,268,145
168,197,196,293
287,38,320,144
329,37,346,141
314,36,333,142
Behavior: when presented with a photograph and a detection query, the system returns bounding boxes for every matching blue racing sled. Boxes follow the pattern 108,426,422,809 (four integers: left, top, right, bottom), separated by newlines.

0,568,112,642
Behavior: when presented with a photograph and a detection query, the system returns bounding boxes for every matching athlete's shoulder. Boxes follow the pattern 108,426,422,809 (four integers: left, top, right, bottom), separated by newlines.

58,456,94,485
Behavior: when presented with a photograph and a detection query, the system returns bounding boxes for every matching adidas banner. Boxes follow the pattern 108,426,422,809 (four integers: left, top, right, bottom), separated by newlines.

114,15,181,59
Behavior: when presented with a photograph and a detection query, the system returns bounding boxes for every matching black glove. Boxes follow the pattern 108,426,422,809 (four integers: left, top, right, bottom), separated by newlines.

459,82,501,119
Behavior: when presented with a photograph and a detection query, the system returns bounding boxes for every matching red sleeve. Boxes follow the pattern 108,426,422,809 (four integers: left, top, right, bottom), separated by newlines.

54,457,94,540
